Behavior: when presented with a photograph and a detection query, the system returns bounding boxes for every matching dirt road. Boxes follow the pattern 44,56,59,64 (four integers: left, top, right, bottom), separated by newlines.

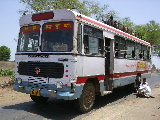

77,85,160,120
0,74,160,120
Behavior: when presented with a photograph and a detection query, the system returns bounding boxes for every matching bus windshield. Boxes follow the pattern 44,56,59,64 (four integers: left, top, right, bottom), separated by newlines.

41,21,73,52
17,25,40,52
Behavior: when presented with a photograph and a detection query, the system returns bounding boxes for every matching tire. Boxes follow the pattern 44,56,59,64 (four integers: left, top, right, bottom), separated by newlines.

75,81,95,113
30,95,48,104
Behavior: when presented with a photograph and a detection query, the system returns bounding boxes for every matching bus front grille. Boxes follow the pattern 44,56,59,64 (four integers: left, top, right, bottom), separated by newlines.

18,62,64,78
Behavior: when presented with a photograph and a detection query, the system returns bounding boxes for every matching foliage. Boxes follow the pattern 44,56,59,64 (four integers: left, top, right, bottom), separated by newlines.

0,69,14,81
143,21,160,45
152,64,156,70
120,19,160,46
9,74,15,81
120,17,135,30
20,0,85,13
19,0,117,18
0,69,14,76
0,46,11,61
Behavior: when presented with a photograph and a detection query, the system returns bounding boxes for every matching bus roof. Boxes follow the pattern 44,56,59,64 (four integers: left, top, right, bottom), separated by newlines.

20,9,151,46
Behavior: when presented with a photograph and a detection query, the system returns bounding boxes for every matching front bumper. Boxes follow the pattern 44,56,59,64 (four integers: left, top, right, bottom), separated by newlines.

13,84,75,100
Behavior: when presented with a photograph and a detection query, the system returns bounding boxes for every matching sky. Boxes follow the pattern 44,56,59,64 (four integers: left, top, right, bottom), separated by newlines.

0,0,160,68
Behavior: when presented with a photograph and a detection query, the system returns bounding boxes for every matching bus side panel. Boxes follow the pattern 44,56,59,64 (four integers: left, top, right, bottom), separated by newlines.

75,56,105,94
76,56,105,77
114,58,137,73
112,58,151,88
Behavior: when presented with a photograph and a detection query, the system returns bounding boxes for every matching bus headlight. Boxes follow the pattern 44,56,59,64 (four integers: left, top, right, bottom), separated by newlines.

56,82,63,89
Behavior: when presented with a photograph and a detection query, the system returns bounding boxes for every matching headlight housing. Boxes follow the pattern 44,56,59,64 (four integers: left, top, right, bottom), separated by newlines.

56,82,63,89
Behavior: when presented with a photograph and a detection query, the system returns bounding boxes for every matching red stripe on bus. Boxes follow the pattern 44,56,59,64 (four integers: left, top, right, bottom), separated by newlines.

76,70,149,84
109,70,149,78
76,16,150,46
76,75,105,84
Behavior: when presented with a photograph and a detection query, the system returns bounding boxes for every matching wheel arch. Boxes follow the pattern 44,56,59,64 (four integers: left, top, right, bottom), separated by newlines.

86,77,100,95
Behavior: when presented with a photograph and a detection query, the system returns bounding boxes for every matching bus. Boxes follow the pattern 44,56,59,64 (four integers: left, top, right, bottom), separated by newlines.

13,9,151,113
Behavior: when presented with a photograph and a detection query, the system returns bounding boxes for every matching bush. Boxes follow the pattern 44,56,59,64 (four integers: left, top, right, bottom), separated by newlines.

0,69,15,82
9,74,15,81
0,69,14,76
0,46,11,61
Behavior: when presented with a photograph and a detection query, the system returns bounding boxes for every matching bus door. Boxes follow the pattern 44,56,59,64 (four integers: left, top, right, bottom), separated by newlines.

104,38,111,90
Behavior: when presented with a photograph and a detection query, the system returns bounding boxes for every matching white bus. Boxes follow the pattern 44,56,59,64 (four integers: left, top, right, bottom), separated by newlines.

13,9,151,113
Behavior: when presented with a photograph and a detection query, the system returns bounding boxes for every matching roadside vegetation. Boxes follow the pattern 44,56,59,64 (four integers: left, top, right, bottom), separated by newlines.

0,69,14,81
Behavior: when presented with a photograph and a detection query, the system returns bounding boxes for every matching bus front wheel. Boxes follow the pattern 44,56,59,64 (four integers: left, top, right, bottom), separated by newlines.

75,81,95,113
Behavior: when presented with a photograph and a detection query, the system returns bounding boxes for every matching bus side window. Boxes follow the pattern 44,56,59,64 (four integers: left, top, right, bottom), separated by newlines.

114,36,126,58
88,36,99,54
126,40,135,59
147,50,151,61
142,45,148,60
147,47,151,61
83,35,89,54
115,42,118,57
77,24,82,53
83,25,103,55
135,43,141,59
139,44,143,59
99,38,104,54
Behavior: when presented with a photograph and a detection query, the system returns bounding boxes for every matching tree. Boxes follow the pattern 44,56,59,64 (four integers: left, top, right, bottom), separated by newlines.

0,46,11,61
120,17,135,30
134,25,146,39
152,64,156,70
120,19,160,46
143,20,160,45
20,0,86,14
19,0,117,19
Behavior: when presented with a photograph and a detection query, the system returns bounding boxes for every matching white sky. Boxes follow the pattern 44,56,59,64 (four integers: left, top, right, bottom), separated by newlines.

0,0,160,68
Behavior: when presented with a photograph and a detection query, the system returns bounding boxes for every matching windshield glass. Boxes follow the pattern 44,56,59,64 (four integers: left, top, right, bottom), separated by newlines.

41,21,73,52
17,25,40,52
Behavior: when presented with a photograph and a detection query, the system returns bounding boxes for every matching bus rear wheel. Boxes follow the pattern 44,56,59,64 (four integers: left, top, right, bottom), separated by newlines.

75,81,95,113
30,95,48,104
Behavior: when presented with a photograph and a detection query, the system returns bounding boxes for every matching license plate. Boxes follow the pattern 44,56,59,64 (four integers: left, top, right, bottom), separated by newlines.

30,89,41,96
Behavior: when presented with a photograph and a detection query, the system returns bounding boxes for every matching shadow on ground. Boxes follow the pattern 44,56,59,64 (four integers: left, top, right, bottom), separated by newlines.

2,85,134,120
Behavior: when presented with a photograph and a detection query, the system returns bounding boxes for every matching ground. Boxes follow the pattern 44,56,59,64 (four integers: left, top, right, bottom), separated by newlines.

0,76,30,105
79,85,160,120
0,76,160,120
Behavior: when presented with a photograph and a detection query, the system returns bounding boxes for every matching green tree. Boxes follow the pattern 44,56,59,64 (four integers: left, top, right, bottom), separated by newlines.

143,20,160,45
120,17,135,30
0,46,11,61
121,19,160,46
134,25,146,39
152,64,156,70
19,0,117,18
20,0,86,14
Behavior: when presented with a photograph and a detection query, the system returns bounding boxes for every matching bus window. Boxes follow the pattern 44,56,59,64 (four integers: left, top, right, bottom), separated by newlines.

88,36,99,54
77,23,82,53
115,36,126,58
135,43,141,59
126,40,135,59
142,45,148,60
147,47,151,61
83,25,103,55
99,38,104,54
18,25,40,52
83,35,89,54
41,21,73,52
